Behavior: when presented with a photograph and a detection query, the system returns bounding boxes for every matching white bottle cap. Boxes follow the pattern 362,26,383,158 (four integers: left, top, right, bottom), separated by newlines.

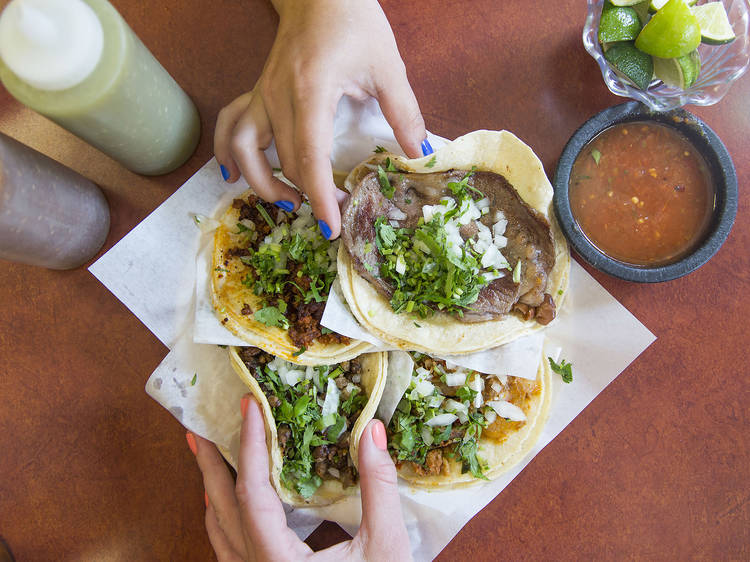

0,0,104,91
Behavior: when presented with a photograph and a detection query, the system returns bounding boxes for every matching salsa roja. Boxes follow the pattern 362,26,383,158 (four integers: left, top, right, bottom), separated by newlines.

569,121,714,266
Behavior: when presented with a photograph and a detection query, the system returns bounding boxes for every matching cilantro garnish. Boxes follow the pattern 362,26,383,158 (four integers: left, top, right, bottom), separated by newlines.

236,222,251,233
377,165,395,199
292,346,307,357
425,155,437,168
384,157,397,172
256,203,276,228
254,306,289,329
591,149,602,165
190,373,197,386
374,145,387,153
548,357,573,383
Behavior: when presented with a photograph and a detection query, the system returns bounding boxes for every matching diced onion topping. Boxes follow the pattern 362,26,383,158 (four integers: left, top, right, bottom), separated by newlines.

487,400,527,422
426,413,458,427
444,371,467,387
321,378,340,417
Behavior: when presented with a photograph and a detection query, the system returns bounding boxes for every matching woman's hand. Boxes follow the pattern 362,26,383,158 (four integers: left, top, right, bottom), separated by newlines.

214,0,427,240
187,395,412,561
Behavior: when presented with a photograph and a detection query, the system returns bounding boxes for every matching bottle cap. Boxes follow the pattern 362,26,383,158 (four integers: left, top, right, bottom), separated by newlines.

0,0,104,91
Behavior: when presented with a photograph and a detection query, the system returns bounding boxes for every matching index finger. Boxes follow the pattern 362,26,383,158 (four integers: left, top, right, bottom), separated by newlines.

293,91,345,240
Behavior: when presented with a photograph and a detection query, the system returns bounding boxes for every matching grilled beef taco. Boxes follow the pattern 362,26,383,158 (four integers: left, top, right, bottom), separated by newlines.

212,191,371,364
379,350,551,487
229,347,387,506
339,130,570,353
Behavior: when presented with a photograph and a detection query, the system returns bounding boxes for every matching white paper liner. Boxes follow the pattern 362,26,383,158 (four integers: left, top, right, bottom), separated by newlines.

90,95,656,561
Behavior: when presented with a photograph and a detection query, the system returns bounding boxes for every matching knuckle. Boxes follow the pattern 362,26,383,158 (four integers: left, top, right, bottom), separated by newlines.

234,481,252,508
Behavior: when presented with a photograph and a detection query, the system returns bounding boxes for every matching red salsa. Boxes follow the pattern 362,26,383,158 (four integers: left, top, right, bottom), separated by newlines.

569,121,714,266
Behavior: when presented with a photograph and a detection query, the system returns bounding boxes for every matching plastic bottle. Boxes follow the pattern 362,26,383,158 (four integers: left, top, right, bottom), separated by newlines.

0,0,200,175
0,133,110,269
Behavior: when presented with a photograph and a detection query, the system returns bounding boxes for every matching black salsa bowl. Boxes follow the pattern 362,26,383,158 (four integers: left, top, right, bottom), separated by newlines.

553,101,737,283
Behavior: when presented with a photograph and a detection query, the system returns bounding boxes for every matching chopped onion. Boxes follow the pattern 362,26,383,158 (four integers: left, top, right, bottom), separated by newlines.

395,254,406,274
484,409,497,425
444,371,467,387
389,207,407,221
352,374,361,384
421,425,434,446
422,205,435,223
327,467,340,479
487,400,527,422
443,399,469,423
476,197,490,213
305,366,315,381
493,234,508,249
426,413,458,427
414,378,435,397
427,395,445,409
481,244,509,269
321,378,341,417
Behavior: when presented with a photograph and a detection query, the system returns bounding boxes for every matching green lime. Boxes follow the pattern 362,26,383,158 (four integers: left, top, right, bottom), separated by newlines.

609,0,645,5
692,2,736,45
649,0,697,14
653,49,701,88
599,3,643,43
636,0,701,57
632,1,651,24
604,42,655,90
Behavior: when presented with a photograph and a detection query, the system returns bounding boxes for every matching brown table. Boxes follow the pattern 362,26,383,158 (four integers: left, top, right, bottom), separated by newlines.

1,1,748,559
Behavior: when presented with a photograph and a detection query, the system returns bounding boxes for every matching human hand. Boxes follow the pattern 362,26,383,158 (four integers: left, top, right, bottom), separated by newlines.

214,0,428,240
186,395,412,561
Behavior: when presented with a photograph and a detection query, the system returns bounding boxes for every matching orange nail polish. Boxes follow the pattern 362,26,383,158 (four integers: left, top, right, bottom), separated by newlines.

372,420,387,450
185,431,197,455
240,395,250,419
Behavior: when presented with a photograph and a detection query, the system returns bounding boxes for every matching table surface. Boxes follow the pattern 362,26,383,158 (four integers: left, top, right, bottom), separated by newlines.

1,1,748,560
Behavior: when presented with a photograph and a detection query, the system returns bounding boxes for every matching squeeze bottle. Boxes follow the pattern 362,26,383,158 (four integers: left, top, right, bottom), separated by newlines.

0,0,200,175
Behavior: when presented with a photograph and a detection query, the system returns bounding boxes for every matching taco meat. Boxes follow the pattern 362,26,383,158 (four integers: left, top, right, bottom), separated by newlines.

341,165,557,324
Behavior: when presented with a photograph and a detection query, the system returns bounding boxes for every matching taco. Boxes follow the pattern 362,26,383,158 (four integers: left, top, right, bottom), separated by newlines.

339,130,570,353
212,191,371,364
229,347,387,506
378,350,551,487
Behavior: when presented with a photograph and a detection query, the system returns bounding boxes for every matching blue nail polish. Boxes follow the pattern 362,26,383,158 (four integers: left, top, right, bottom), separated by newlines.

318,220,332,240
274,200,294,212
421,139,434,156
220,164,230,181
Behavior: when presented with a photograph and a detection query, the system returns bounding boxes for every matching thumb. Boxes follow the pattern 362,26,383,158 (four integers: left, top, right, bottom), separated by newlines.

356,419,411,559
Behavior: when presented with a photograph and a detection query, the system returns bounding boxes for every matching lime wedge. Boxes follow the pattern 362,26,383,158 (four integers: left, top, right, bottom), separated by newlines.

636,0,701,57
653,49,701,88
604,42,655,90
609,0,645,5
692,2,736,45
599,3,643,43
649,0,697,14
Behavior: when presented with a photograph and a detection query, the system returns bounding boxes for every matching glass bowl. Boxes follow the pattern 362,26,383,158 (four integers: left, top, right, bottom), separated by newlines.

583,0,750,110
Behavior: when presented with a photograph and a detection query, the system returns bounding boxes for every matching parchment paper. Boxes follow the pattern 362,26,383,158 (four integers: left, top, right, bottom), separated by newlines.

89,96,655,561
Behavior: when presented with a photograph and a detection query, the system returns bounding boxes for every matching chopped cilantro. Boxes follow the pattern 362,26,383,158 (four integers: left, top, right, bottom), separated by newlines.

374,145,387,153
591,149,602,165
548,357,573,383
292,346,307,357
425,155,437,168
236,222,251,233
377,165,395,199
190,373,197,386
254,306,289,329
256,203,276,228
384,157,397,172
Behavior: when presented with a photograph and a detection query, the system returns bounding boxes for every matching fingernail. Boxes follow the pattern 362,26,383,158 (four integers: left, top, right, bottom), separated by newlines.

421,139,434,156
274,200,294,212
186,432,197,455
204,491,209,508
371,420,387,451
240,394,250,419
318,219,332,240
220,164,230,181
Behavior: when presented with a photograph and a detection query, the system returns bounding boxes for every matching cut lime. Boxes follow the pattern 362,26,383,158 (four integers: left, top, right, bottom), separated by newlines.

653,49,701,88
632,1,651,24
609,0,645,5
599,3,643,43
649,0,697,14
693,2,736,45
636,0,701,57
604,42,655,90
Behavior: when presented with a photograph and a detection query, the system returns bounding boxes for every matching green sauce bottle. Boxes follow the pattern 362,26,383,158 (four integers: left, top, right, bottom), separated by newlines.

0,0,200,175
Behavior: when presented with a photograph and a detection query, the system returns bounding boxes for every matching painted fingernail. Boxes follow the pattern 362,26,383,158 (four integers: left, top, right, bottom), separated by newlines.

186,432,197,455
318,219,332,240
421,139,434,156
204,491,209,508
274,200,294,212
240,394,250,419
371,420,387,451
220,164,230,181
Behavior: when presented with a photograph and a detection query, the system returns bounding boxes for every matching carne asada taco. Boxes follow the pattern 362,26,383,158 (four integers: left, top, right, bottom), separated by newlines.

212,190,371,365
381,350,551,487
229,347,387,506
339,130,570,353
